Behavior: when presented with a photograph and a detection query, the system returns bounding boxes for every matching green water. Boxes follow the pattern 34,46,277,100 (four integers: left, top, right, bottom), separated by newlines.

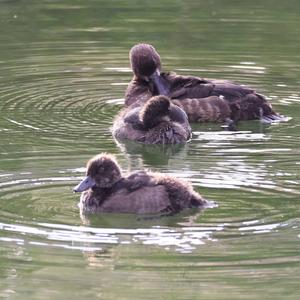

0,0,300,299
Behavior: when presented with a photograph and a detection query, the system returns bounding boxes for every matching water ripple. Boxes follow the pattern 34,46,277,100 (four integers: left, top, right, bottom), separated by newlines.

0,221,222,254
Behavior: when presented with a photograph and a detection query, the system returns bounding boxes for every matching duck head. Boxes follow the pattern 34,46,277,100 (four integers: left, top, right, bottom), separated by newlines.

73,154,122,192
140,95,171,129
130,43,169,96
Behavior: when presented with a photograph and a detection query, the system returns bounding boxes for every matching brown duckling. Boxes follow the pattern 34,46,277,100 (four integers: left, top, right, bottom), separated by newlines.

73,153,207,215
112,95,191,144
125,43,287,126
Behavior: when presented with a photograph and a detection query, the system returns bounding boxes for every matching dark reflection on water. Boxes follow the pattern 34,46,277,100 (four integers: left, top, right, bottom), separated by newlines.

1,0,300,299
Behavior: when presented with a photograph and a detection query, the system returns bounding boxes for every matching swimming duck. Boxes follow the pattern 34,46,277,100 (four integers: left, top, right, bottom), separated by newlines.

125,43,286,125
112,95,191,144
73,153,207,215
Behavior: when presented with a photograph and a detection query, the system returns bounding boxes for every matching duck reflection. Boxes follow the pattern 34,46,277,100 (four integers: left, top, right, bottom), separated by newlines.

113,137,188,168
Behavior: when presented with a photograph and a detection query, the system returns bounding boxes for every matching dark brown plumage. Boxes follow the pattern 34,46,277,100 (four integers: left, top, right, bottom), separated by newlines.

73,153,207,215
112,95,191,144
125,43,286,125
129,43,161,79
172,96,232,123
140,95,170,129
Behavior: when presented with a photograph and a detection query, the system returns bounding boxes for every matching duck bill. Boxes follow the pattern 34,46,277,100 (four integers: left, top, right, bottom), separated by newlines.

149,70,169,96
73,176,96,193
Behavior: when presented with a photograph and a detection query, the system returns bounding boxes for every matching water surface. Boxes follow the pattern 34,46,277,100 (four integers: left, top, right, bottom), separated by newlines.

0,0,300,299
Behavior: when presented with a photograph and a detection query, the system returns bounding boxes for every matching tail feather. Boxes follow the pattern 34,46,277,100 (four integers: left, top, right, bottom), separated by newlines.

190,192,207,208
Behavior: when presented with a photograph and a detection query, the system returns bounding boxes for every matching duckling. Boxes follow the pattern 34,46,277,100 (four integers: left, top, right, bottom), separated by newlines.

73,153,207,215
112,95,191,144
125,43,287,125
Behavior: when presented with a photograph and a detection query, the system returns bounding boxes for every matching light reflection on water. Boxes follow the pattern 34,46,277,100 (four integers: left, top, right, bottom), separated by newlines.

0,218,222,254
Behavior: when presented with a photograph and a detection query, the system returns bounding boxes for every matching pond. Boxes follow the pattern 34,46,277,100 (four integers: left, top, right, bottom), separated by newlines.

0,0,300,299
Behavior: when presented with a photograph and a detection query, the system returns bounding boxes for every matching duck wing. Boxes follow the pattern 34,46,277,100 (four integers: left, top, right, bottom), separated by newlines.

162,73,214,99
166,74,255,102
210,80,255,101
163,73,286,123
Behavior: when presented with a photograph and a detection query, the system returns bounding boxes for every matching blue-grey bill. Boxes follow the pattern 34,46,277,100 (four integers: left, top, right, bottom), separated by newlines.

149,70,169,96
73,176,96,193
